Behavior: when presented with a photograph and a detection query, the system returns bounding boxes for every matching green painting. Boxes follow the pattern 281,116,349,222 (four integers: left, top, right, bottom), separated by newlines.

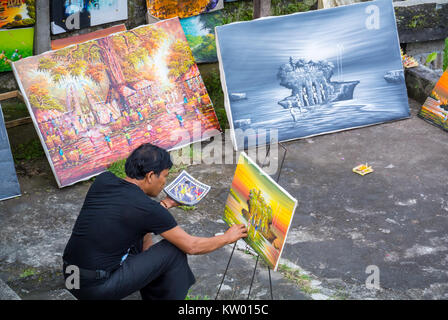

0,27,34,72
180,11,224,63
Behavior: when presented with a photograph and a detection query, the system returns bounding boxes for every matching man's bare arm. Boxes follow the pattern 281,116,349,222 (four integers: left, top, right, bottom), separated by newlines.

160,224,247,255
142,233,153,251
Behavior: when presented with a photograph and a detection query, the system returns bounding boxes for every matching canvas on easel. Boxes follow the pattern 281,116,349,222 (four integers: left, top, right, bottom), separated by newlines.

12,18,221,187
223,152,297,271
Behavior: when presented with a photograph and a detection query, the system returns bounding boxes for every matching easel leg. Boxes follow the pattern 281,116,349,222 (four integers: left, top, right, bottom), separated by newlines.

268,266,273,300
215,241,237,300
247,255,259,300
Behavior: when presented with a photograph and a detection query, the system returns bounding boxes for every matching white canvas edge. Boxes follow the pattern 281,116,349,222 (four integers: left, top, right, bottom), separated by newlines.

11,17,222,188
50,23,127,48
0,103,22,200
238,151,298,272
0,193,22,201
215,26,238,152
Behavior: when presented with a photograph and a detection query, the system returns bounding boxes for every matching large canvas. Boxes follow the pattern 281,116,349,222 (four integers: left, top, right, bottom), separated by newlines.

51,0,128,35
0,104,21,201
0,27,34,72
51,24,126,50
180,11,224,63
0,0,35,29
12,18,221,187
216,0,410,150
146,0,223,20
418,71,448,132
223,152,297,271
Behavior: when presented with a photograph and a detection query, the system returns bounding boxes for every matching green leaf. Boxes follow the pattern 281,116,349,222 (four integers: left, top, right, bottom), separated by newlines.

426,52,437,64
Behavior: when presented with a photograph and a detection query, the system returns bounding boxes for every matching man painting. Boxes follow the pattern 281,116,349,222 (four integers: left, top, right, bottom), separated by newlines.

62,143,247,300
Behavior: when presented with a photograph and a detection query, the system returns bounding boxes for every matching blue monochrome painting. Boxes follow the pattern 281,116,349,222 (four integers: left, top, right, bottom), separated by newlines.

216,0,410,150
0,104,21,201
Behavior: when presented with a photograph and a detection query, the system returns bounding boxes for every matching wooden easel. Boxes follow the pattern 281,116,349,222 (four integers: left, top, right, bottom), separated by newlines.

0,90,32,129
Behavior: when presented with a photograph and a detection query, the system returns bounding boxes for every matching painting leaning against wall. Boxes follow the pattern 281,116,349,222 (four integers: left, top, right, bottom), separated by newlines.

50,0,128,35
0,104,21,201
0,0,35,29
12,18,221,187
180,11,224,63
0,27,34,72
216,0,410,150
147,0,224,20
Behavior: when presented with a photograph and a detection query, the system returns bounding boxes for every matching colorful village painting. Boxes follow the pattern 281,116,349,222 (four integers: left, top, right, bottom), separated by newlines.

418,70,448,132
0,0,35,29
12,18,221,187
147,0,223,20
223,152,297,271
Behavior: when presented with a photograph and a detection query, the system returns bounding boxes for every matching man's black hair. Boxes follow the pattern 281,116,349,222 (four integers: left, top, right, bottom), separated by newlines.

125,143,173,179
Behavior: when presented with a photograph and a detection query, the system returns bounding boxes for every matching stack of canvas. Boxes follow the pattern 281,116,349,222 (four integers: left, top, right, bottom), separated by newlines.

12,18,221,187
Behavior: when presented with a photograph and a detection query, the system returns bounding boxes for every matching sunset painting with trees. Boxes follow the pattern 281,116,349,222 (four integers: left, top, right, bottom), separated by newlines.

0,0,35,29
12,18,221,187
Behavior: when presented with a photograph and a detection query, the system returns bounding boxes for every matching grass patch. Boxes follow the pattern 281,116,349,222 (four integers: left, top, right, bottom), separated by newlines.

19,268,38,279
12,139,45,162
330,289,349,300
185,290,210,300
0,98,29,121
201,68,227,129
278,264,320,295
178,205,197,211
271,0,317,16
107,159,126,178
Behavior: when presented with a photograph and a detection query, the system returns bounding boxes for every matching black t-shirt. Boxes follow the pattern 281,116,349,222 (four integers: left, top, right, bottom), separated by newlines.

63,172,177,272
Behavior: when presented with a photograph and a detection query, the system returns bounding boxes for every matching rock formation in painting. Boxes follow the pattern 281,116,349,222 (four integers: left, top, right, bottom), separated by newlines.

277,57,359,113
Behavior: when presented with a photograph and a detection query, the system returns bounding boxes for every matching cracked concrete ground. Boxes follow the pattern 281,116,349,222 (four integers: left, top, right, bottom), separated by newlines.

1,98,447,300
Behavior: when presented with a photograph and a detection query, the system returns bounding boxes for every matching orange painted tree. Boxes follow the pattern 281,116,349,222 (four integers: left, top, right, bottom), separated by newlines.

35,25,169,120
167,39,195,79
